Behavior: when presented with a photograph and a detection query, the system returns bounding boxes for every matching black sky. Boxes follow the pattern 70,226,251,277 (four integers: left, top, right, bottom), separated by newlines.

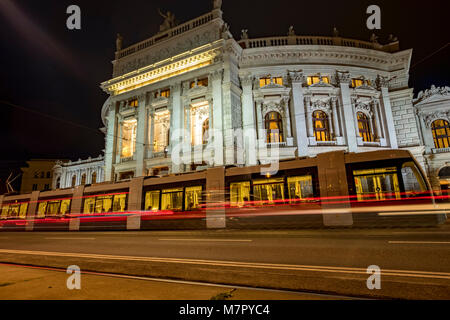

0,0,448,164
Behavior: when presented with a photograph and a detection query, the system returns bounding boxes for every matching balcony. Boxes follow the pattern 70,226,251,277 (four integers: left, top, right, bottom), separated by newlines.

432,148,450,154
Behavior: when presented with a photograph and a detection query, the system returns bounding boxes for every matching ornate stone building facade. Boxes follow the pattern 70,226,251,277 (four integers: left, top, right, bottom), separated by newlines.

414,86,450,192
52,156,105,189
97,3,420,184
52,1,444,195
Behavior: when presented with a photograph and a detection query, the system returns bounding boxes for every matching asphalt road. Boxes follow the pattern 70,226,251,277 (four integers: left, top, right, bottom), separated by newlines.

0,226,449,299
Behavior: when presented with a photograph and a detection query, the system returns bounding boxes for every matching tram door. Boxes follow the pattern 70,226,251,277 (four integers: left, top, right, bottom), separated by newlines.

353,167,401,201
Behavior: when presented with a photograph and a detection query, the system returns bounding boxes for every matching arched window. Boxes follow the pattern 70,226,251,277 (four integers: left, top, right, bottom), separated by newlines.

313,111,330,142
265,112,284,143
71,175,76,188
92,172,97,184
81,174,86,185
357,112,374,142
432,120,450,149
202,118,209,145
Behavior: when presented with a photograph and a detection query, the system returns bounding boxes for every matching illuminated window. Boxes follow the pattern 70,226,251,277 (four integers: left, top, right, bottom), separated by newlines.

259,77,283,87
83,194,127,214
161,188,183,211
128,99,138,107
357,112,374,142
351,79,364,88
190,101,209,146
121,119,137,158
313,111,331,142
145,191,160,211
153,110,171,152
307,76,329,86
230,182,251,207
46,201,61,216
81,174,86,185
202,119,209,145
113,194,127,212
265,112,284,143
259,77,271,87
37,202,47,218
1,205,9,219
19,203,28,219
190,78,209,88
161,89,171,98
185,186,202,211
92,172,97,184
60,200,71,215
8,204,20,218
432,120,450,149
253,178,285,204
287,176,314,202
353,167,401,201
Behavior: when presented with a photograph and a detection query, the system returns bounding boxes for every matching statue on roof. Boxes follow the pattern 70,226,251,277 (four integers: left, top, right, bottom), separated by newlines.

333,27,339,37
241,29,248,40
116,33,123,51
158,9,177,32
288,26,295,36
213,0,222,10
388,34,398,42
370,33,379,43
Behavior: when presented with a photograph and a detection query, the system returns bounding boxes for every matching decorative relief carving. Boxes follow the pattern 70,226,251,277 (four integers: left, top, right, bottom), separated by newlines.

336,71,351,86
288,71,305,85
210,69,223,82
421,111,450,128
415,85,450,104
376,75,390,89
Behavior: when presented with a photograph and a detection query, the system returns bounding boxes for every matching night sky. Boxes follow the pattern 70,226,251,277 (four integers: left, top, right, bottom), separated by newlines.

0,0,448,189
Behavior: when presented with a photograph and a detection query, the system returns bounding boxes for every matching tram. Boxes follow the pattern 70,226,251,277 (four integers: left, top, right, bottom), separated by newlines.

0,150,447,231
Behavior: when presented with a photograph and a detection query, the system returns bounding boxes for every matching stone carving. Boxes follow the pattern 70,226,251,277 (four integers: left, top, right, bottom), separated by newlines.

333,27,339,37
288,71,305,84
388,34,398,43
370,33,379,43
415,85,450,104
158,9,177,32
288,26,295,36
213,0,222,9
310,99,332,114
355,101,373,117
241,29,248,40
423,111,450,128
336,71,351,86
116,34,123,51
376,75,390,89
221,23,231,40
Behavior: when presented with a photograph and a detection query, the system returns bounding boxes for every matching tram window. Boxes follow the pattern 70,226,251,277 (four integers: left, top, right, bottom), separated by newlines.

9,204,20,218
95,196,113,213
84,198,96,214
161,188,183,211
60,200,71,215
145,191,160,211
230,182,251,207
46,201,61,216
401,162,427,196
1,205,9,219
253,178,285,204
287,176,314,201
185,186,202,211
353,167,401,201
113,194,127,212
37,202,47,218
19,203,28,219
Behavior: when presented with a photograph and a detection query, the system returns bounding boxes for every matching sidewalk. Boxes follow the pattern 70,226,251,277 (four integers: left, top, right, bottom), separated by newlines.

0,264,348,300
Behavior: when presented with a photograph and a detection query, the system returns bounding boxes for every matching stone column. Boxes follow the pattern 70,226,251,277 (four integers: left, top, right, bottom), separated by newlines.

170,83,183,173
282,97,293,142
305,97,314,138
135,93,148,177
337,71,358,152
104,101,118,182
331,97,341,137
211,70,224,166
256,101,263,138
372,100,383,140
148,110,155,158
377,76,398,149
240,74,257,166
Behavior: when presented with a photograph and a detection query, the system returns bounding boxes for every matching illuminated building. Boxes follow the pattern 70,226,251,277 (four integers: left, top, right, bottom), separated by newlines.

414,86,450,192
